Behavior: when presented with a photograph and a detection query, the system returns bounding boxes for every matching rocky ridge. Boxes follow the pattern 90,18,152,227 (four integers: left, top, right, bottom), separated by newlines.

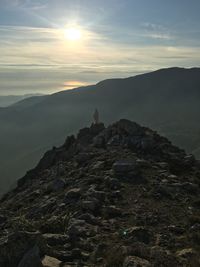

0,119,200,267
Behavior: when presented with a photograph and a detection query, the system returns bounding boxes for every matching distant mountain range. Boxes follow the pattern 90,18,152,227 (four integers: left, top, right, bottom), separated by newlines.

0,67,200,195
0,94,45,107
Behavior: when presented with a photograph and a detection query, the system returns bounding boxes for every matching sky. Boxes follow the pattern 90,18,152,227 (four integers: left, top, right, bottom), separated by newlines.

0,0,200,95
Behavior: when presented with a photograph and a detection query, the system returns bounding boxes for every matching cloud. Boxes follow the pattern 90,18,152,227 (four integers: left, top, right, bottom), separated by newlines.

140,22,173,41
4,0,47,10
142,33,172,40
0,22,200,95
142,22,165,31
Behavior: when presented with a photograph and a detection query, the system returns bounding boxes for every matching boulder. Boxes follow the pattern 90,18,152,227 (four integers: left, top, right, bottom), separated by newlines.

42,255,61,267
123,256,151,267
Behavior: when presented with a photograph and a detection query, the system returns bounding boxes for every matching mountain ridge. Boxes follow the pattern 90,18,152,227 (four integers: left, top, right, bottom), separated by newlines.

0,67,200,196
0,119,200,266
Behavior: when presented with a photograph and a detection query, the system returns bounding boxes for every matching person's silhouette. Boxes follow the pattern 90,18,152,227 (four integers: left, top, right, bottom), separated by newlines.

93,109,99,124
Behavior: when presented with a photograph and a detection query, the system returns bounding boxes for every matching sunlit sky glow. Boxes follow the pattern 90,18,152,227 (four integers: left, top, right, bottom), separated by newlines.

0,0,200,95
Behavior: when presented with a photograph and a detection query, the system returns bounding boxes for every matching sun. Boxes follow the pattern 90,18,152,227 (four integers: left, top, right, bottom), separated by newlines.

64,27,82,41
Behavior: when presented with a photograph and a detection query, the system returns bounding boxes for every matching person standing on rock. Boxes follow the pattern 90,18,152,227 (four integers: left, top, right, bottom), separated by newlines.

93,108,99,124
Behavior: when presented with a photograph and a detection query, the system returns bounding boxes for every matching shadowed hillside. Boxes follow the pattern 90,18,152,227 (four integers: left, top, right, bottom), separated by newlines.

0,94,45,107
0,67,200,195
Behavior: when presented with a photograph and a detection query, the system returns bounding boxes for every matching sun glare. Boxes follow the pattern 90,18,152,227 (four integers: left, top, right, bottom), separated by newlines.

64,27,82,41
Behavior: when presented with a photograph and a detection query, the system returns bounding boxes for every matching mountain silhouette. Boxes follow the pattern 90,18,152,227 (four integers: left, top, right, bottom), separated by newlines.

0,94,45,107
0,67,200,195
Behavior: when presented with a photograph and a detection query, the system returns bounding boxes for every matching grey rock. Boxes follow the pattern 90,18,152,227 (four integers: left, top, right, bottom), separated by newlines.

123,256,151,267
81,199,100,213
113,160,138,174
78,213,100,225
42,233,69,246
48,178,66,192
42,255,61,267
126,227,151,244
65,188,81,203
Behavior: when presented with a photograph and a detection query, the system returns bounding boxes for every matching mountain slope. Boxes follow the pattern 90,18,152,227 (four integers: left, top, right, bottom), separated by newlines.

0,120,200,266
0,94,45,107
0,67,200,195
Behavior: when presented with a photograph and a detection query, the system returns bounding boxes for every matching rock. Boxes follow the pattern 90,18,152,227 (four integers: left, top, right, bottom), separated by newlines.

48,179,66,192
71,248,82,259
92,161,105,170
49,250,73,262
65,188,81,203
151,185,172,199
39,215,65,233
86,187,106,201
167,225,184,235
140,137,156,151
184,154,195,165
150,246,178,266
103,205,122,218
93,136,105,148
112,160,142,182
107,135,121,146
113,119,145,136
113,160,138,174
68,219,86,240
68,218,97,242
18,246,42,267
181,182,199,194
42,233,69,246
75,152,92,164
190,223,200,231
176,248,198,259
0,214,6,224
27,198,56,219
121,243,150,260
56,164,66,176
78,213,100,225
81,199,100,213
104,177,121,190
90,123,105,135
126,227,151,244
123,256,151,267
42,255,61,267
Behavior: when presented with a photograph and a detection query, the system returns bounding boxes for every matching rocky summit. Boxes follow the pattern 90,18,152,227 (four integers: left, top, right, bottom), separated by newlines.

0,119,200,267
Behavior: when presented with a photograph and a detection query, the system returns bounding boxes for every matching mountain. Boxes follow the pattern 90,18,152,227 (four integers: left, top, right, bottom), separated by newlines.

0,94,45,107
0,119,200,266
0,67,200,195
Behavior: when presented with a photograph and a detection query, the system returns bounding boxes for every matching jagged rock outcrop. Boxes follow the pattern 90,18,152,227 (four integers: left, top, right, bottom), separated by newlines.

0,119,200,267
